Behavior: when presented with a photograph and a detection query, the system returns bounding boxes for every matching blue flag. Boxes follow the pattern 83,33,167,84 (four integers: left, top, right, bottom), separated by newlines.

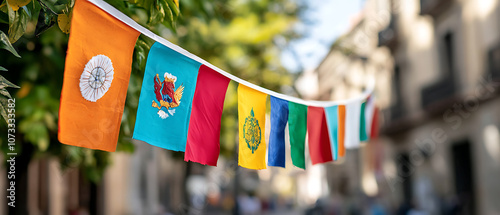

325,105,339,160
133,42,201,151
268,96,289,167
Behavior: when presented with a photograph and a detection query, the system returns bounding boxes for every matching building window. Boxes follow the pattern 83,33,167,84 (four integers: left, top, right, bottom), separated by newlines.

488,43,500,80
442,32,454,78
420,32,457,109
390,64,404,119
451,140,476,214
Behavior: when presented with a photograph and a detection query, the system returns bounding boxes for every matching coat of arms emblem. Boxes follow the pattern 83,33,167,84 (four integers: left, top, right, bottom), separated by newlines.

243,108,261,153
152,72,184,119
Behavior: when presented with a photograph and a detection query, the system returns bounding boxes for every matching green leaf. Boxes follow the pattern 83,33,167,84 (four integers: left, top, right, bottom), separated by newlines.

136,0,154,11
35,7,57,36
0,88,12,99
0,75,20,89
39,0,60,14
159,0,175,30
26,0,43,23
22,5,32,19
0,11,8,24
0,96,8,123
0,30,21,57
38,0,68,14
166,0,179,16
0,66,7,71
162,0,173,23
7,4,29,43
104,0,129,15
149,0,165,25
134,38,150,68
55,0,70,5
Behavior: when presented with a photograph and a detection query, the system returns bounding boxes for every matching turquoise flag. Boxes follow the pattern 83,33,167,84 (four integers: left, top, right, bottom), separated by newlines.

325,105,339,161
133,42,201,151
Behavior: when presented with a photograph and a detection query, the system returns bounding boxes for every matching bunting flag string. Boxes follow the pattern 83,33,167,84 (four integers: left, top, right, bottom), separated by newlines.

58,0,379,170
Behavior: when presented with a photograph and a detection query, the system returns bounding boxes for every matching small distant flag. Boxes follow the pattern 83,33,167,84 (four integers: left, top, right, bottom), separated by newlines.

364,96,376,138
344,100,362,149
337,105,346,157
370,107,380,139
360,100,368,142
325,105,339,160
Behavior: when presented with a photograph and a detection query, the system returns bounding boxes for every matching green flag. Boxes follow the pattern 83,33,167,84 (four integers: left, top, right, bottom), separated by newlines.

360,101,368,142
288,102,308,169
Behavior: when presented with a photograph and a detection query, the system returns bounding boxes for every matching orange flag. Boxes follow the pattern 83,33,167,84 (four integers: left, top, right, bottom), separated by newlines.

58,0,140,151
338,105,346,157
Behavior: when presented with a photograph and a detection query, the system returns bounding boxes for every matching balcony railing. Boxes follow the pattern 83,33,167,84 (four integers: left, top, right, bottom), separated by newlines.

420,0,453,17
488,44,500,81
389,102,405,121
378,15,398,50
421,78,456,109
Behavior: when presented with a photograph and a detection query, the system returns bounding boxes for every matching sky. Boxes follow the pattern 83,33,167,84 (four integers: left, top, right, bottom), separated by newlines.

281,0,366,72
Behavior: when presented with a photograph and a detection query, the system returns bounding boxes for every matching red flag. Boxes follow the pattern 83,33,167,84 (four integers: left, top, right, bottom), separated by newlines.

307,106,333,165
370,107,379,139
184,65,230,166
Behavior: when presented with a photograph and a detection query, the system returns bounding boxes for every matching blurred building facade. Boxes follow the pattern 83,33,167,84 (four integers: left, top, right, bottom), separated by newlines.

295,0,395,213
309,0,500,214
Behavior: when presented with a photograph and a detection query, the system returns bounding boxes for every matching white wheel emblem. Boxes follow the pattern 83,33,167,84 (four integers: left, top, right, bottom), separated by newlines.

79,55,114,102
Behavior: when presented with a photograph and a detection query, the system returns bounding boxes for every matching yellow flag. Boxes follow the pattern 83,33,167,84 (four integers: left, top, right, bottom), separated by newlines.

238,84,267,169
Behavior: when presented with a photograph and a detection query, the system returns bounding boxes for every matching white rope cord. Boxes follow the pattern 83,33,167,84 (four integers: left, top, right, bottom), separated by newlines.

87,0,374,107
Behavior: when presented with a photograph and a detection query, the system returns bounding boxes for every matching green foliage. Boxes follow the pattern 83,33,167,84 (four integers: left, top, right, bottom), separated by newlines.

0,0,302,183
0,30,20,57
6,0,28,43
0,73,19,122
0,75,19,97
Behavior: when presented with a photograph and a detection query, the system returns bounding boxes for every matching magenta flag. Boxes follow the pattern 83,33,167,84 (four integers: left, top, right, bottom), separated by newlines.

184,65,230,166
